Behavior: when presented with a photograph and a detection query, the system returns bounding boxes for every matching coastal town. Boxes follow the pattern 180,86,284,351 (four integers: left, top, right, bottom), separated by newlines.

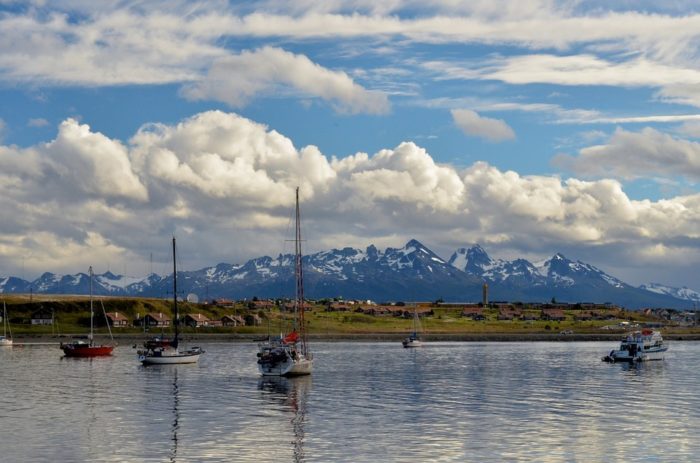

2,294,699,339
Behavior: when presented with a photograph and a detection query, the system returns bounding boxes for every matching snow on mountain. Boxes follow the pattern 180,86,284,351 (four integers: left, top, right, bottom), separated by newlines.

640,283,700,303
0,240,697,308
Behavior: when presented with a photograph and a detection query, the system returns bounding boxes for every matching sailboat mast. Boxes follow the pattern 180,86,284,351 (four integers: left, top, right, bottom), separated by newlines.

89,266,94,343
172,237,179,346
294,187,308,357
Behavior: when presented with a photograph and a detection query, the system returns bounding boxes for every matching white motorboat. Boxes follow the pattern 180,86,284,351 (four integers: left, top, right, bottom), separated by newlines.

602,329,668,363
257,187,313,377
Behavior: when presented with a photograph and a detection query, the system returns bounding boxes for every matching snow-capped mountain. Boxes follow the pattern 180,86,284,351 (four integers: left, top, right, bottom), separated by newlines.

640,283,700,303
0,240,696,309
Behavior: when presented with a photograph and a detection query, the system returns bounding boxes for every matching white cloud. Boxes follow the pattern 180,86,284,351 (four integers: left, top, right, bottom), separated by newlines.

2,111,700,286
676,121,700,138
451,109,515,142
553,127,700,180
181,47,390,114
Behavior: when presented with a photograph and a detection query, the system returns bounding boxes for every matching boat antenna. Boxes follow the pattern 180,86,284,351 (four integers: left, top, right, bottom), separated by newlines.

172,236,179,350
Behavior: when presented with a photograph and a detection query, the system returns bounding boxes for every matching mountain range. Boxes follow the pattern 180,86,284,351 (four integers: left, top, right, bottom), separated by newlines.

1,240,698,309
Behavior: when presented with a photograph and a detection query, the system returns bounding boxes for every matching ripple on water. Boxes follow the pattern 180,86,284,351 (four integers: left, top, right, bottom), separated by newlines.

1,341,700,462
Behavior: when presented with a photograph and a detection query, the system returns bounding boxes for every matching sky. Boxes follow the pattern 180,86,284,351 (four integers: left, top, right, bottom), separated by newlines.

1,0,700,290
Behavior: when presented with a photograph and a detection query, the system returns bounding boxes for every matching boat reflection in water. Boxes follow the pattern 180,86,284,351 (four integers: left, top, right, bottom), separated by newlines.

258,376,311,462
170,369,180,463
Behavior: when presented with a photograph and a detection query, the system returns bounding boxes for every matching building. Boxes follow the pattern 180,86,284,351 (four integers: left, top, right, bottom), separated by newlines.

462,307,485,320
184,313,211,327
221,314,246,327
143,312,171,327
541,308,566,321
31,308,54,325
104,312,130,327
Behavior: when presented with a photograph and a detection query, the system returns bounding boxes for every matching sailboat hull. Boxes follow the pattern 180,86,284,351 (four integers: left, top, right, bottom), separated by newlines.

61,344,114,357
140,347,203,365
259,357,313,376
0,336,12,346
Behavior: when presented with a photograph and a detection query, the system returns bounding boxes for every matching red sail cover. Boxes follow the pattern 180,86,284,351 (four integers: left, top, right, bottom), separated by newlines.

283,331,299,344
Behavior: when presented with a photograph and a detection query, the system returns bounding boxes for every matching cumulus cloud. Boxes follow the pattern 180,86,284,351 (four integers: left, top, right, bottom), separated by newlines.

181,47,389,114
2,111,700,287
553,127,700,180
451,109,515,142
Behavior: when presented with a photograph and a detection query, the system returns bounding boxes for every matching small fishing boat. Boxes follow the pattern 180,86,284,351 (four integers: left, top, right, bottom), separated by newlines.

138,237,203,365
257,188,313,376
0,301,12,346
602,329,668,363
61,267,115,357
402,308,423,348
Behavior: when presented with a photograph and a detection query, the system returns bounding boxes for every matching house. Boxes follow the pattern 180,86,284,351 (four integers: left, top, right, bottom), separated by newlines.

355,305,391,316
104,312,129,327
212,298,235,308
249,300,275,310
462,307,485,320
326,302,352,312
143,312,171,327
574,311,593,321
184,313,211,327
31,308,54,325
498,308,521,320
541,308,566,321
244,314,262,326
222,314,246,327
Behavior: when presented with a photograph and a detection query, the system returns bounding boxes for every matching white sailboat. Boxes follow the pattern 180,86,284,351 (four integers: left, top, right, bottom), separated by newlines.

139,237,203,365
402,308,423,348
257,187,313,376
0,301,12,346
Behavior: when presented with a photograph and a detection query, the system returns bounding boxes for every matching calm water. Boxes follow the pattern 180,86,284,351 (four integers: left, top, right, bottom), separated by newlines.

1,341,699,462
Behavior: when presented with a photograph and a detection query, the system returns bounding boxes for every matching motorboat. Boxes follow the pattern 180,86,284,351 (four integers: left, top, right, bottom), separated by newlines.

602,329,667,363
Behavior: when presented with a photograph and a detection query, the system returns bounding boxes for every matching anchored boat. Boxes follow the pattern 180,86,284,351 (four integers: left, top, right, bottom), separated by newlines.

138,237,203,365
257,187,313,377
402,308,424,348
602,329,668,363
60,267,115,357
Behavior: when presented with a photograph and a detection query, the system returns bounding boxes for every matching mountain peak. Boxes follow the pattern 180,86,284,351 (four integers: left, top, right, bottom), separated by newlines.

405,238,426,250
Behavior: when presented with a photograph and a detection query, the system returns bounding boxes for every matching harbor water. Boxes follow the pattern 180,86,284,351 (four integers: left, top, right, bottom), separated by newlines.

1,341,699,462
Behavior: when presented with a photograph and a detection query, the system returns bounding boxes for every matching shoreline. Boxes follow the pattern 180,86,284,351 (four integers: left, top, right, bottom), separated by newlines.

9,332,700,343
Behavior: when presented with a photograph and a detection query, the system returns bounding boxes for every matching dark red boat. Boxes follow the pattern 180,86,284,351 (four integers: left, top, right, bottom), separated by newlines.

61,340,114,357
60,266,116,358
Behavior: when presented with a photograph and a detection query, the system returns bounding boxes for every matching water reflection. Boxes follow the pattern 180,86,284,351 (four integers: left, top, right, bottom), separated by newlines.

258,376,311,462
170,369,180,463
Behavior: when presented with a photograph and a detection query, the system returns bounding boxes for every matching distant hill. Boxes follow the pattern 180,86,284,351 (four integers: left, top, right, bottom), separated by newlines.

1,240,696,309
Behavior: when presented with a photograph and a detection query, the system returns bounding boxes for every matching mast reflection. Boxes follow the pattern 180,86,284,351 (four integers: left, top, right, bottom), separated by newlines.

258,376,311,462
170,369,180,463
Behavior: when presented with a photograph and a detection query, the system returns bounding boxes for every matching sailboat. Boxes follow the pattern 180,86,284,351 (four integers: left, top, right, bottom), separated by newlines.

257,187,313,376
138,237,203,365
61,267,115,357
0,301,12,346
402,308,423,348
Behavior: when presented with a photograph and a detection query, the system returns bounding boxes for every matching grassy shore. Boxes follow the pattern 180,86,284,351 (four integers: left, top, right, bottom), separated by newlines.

3,295,699,341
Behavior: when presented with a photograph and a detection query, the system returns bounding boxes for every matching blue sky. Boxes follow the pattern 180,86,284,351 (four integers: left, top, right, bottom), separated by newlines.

1,0,700,290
